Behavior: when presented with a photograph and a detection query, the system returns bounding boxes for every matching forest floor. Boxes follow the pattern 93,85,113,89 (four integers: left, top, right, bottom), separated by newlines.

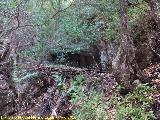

0,62,160,120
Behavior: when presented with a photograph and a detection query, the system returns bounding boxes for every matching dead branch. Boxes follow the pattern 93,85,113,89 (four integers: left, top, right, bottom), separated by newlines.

51,2,73,19
21,64,101,74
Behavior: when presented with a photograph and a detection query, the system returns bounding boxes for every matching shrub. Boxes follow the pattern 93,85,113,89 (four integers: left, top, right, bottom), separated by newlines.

115,84,157,120
67,75,107,120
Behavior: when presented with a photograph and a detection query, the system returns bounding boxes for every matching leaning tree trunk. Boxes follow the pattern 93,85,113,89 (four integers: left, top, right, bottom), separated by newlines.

112,0,135,91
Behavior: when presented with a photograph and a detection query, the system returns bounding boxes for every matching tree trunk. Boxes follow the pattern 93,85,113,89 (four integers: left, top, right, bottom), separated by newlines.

112,0,135,91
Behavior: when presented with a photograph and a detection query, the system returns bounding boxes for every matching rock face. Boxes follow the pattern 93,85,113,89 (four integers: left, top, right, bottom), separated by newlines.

132,12,160,71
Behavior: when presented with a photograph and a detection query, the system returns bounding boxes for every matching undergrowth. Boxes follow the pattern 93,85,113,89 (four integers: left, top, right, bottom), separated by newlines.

115,84,157,120
65,74,157,120
67,75,107,120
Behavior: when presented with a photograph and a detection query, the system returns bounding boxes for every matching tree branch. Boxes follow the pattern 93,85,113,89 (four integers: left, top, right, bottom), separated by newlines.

50,2,73,19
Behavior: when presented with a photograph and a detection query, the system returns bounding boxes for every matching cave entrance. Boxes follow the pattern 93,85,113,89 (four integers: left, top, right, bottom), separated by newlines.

44,50,101,69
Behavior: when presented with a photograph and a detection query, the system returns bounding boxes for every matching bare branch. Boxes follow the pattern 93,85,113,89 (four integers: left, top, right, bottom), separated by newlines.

51,2,73,19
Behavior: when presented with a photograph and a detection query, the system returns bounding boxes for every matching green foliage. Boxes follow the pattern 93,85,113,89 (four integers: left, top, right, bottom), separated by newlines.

67,75,107,120
73,90,107,120
52,75,158,120
1,0,150,61
115,84,157,120
99,0,120,40
127,0,149,25
67,75,85,103
47,74,157,120
52,73,66,91
116,105,155,120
